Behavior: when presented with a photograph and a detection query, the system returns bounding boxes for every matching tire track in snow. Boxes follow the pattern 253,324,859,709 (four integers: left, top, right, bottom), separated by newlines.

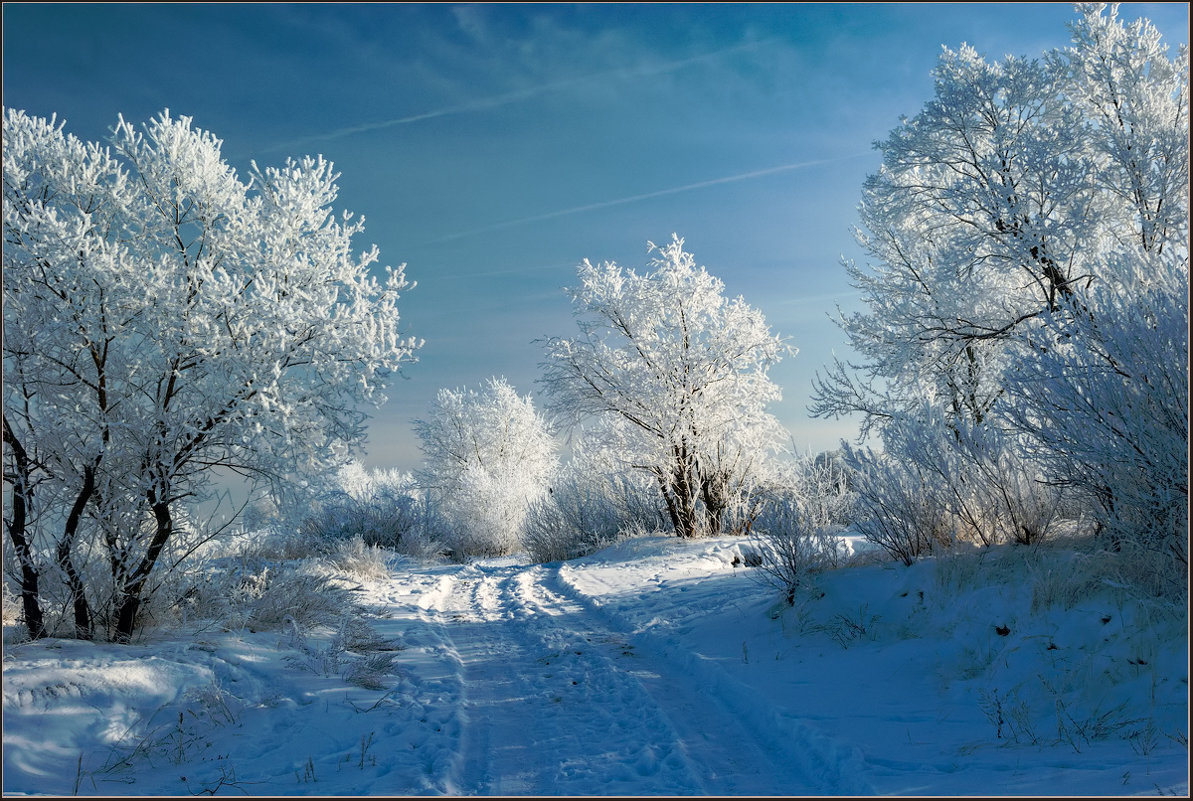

544,563,874,795
422,563,703,795
417,560,856,795
354,568,471,794
518,564,857,796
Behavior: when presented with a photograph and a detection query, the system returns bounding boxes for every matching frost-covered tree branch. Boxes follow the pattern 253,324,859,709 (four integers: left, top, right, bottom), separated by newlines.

809,3,1187,575
539,235,794,538
3,108,421,640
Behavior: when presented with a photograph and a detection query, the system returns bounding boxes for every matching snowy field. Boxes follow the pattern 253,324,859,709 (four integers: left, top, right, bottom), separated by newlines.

3,532,1188,796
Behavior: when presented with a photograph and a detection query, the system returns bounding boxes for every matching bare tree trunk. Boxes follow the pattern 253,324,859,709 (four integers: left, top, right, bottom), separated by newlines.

700,469,730,536
6,481,47,640
113,496,174,643
657,471,682,535
58,465,96,639
660,443,701,539
3,417,46,640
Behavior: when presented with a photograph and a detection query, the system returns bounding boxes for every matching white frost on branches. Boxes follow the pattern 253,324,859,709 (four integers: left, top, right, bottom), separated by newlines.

414,377,557,557
3,108,420,640
540,235,793,538
810,4,1187,571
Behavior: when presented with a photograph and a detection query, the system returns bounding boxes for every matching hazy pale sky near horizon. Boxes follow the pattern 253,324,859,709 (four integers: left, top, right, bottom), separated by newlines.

4,2,1188,473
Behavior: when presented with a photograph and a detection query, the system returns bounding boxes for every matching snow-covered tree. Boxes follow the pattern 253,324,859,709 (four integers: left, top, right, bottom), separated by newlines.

809,4,1187,569
1005,247,1188,573
540,235,793,538
811,35,1092,432
812,3,1186,432
3,109,420,640
413,377,557,557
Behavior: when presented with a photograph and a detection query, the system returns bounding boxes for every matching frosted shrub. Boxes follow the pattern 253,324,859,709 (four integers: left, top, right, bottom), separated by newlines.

845,445,954,566
300,464,422,550
301,504,404,549
969,454,1070,547
881,410,1071,548
321,536,393,583
793,452,857,532
181,560,353,635
448,464,538,557
749,493,848,604
247,526,337,562
524,453,672,563
1007,250,1188,585
523,499,584,564
523,480,621,563
415,378,557,557
286,614,399,691
395,493,452,560
748,457,853,603
571,433,677,525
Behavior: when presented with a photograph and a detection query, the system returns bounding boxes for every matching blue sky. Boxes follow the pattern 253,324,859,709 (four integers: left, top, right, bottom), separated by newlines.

4,2,1188,473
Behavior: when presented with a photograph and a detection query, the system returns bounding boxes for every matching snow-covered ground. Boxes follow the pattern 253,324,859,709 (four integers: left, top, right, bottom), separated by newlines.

3,532,1188,796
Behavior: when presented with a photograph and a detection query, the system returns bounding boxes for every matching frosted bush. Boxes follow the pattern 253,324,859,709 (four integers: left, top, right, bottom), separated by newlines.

415,377,557,557
171,558,353,636
321,536,393,583
844,444,954,566
296,463,422,550
748,457,854,603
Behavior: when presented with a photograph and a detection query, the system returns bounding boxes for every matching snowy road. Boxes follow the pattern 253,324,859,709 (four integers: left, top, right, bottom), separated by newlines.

397,560,858,796
6,533,1185,797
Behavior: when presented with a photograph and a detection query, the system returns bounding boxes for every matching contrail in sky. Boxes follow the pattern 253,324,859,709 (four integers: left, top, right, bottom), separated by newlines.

263,37,779,156
427,152,874,244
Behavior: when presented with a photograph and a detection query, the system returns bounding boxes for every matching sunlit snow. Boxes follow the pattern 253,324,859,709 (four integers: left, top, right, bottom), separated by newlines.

3,532,1187,796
